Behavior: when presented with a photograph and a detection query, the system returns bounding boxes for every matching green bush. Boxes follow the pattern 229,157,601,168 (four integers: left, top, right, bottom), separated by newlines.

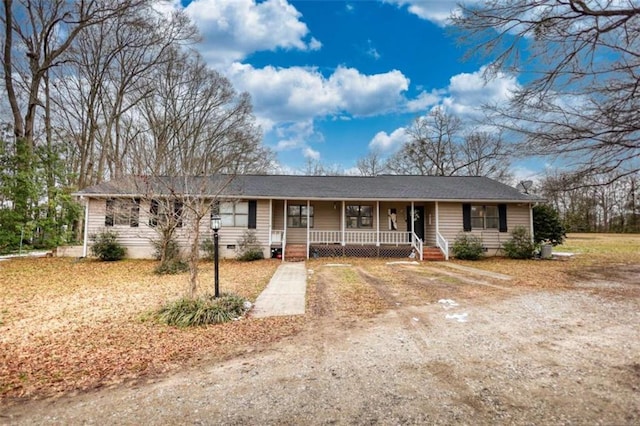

237,249,264,262
533,204,566,246
451,233,484,260
156,293,249,327
236,230,264,262
90,229,126,261
152,237,188,274
502,226,536,259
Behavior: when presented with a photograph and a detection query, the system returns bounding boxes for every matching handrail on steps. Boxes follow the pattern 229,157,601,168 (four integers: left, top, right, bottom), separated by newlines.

436,231,449,260
411,232,423,261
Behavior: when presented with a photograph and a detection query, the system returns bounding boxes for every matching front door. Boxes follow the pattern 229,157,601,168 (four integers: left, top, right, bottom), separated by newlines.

406,205,425,241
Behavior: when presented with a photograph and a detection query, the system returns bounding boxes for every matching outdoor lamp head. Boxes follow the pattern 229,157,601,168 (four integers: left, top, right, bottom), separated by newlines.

211,215,221,231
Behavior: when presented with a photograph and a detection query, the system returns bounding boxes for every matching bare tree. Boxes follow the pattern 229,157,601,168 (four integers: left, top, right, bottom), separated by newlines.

453,0,640,182
538,170,640,232
135,49,263,298
50,3,197,188
300,158,344,176
396,107,462,176
459,131,512,182
356,149,387,176
1,0,146,199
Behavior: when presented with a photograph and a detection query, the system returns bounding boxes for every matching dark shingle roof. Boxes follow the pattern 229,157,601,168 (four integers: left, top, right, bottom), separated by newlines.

76,175,542,202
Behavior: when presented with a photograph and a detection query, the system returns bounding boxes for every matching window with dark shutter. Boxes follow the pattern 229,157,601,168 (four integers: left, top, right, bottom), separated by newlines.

174,201,183,228
462,204,471,232
105,199,115,227
248,200,257,229
149,199,159,227
498,204,508,232
130,199,140,227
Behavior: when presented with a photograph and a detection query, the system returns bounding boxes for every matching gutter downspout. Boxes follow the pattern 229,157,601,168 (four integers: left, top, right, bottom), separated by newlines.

82,196,89,258
530,203,535,243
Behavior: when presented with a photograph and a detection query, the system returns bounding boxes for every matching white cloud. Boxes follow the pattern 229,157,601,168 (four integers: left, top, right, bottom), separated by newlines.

406,89,442,112
226,63,410,122
183,0,319,65
369,127,408,152
272,120,317,151
384,0,471,26
303,147,321,160
372,65,519,157
442,66,518,118
329,67,409,116
366,39,381,60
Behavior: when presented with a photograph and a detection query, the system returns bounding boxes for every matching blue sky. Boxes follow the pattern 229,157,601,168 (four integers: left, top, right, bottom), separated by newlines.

173,0,534,178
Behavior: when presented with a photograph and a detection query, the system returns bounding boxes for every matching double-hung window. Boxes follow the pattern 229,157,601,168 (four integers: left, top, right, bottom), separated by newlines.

471,205,499,230
287,205,314,228
105,198,140,227
346,205,373,228
214,201,248,227
149,199,183,228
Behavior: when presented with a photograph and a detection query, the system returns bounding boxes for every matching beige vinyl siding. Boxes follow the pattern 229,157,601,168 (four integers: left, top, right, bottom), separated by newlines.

87,197,270,259
207,199,270,258
273,200,284,230
87,198,161,258
424,203,436,246
379,202,407,232
280,200,340,244
313,201,341,230
437,202,533,256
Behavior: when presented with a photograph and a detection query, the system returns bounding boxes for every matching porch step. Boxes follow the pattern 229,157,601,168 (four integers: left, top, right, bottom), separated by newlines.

423,247,445,261
285,244,307,261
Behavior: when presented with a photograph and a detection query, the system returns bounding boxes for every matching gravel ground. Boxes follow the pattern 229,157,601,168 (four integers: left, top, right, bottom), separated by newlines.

3,263,639,425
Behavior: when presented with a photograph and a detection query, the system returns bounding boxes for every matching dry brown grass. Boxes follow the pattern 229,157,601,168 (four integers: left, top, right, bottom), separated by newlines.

2,233,637,402
451,233,640,288
0,258,304,401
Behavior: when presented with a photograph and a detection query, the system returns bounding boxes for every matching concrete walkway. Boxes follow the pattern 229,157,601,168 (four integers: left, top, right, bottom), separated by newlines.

252,262,307,318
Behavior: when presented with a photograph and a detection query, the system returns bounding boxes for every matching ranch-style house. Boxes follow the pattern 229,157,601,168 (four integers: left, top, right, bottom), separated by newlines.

75,174,543,261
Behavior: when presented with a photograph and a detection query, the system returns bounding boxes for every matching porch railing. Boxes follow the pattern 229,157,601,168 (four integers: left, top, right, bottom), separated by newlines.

436,231,449,260
309,230,414,246
411,232,423,261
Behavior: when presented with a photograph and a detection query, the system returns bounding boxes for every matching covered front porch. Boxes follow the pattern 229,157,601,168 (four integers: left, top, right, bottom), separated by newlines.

266,199,449,261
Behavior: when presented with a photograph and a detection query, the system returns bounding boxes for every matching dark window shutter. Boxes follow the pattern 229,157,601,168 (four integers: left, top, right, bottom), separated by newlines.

498,204,507,232
248,200,257,229
149,199,159,227
174,201,183,228
462,203,471,232
105,199,114,226
130,198,140,227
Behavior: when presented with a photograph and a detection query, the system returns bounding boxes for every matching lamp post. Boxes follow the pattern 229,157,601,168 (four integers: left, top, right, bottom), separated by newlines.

211,214,221,298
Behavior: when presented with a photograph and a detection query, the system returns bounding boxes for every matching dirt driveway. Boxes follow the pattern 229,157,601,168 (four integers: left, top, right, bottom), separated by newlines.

3,261,640,425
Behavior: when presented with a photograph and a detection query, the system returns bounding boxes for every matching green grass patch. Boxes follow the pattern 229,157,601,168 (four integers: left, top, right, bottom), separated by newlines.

558,233,640,256
336,267,360,284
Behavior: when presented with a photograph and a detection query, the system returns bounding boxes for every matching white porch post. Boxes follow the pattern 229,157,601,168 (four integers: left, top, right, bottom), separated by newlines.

341,201,346,246
376,201,380,246
268,199,273,246
411,201,415,236
82,197,89,257
435,201,440,234
283,200,287,262
306,199,310,259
